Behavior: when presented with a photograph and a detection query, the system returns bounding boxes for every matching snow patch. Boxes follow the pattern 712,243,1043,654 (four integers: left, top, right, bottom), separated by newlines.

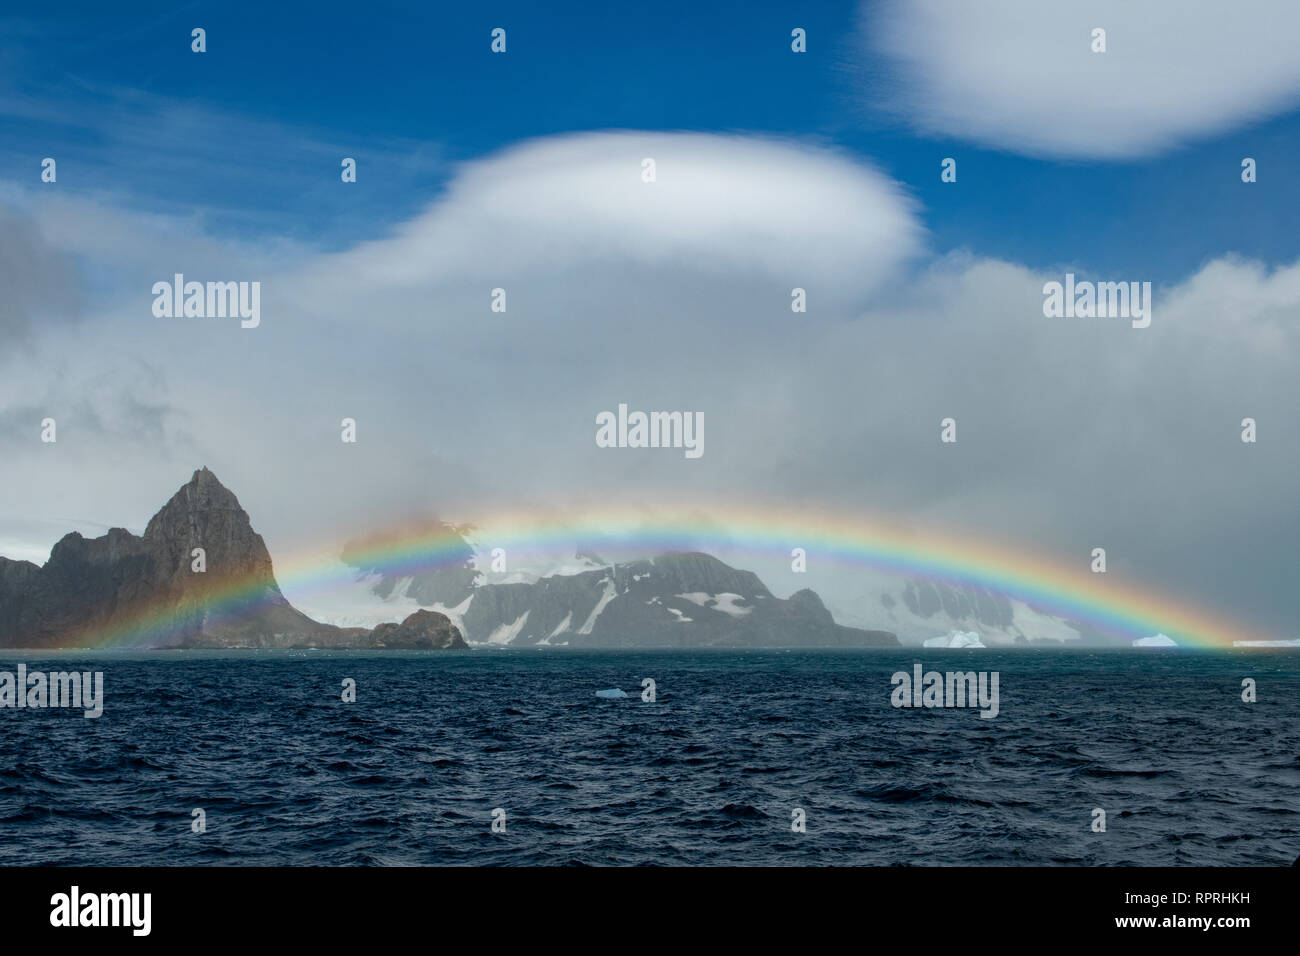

484,610,530,646
577,577,618,635
540,555,609,578
547,611,573,639
675,591,752,617
711,593,752,617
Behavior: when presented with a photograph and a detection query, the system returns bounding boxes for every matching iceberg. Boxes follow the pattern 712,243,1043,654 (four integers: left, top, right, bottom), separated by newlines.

595,688,630,699
922,630,985,648
1133,634,1178,647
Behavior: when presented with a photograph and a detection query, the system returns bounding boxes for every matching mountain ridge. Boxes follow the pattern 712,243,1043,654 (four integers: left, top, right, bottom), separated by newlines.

0,467,899,649
346,541,899,648
0,468,466,650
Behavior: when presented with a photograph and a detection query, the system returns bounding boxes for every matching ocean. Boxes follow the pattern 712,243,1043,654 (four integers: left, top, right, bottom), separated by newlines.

0,648,1295,866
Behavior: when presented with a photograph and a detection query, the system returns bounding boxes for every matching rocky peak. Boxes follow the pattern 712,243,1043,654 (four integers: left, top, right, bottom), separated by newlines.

145,467,245,537
0,468,470,649
786,588,835,625
142,467,278,592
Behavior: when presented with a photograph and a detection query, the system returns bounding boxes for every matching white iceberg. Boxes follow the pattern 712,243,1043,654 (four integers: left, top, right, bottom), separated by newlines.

1133,634,1178,647
595,688,630,699
922,630,985,648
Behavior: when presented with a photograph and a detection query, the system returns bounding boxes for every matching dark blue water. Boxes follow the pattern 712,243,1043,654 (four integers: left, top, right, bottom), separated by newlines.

0,649,1295,865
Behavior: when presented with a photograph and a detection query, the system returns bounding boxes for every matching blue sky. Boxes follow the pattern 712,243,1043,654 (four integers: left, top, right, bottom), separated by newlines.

4,0,1299,279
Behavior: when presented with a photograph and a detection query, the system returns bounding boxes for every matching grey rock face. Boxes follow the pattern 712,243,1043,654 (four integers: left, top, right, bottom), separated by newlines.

0,468,466,650
900,578,1015,628
370,609,468,649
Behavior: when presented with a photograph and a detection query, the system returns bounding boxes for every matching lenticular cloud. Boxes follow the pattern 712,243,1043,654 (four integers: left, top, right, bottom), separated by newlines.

866,0,1300,159
328,130,924,294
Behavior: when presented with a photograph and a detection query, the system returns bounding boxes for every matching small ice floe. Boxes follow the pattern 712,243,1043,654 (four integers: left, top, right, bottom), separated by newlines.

595,688,630,699
1133,634,1178,647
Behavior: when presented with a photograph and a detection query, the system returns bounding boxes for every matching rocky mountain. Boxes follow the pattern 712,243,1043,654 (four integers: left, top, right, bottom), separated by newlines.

369,609,467,649
342,520,1097,647
0,468,466,650
347,541,898,648
0,467,892,649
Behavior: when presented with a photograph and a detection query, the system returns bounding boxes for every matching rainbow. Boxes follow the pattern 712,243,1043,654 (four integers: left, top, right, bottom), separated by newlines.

52,503,1266,650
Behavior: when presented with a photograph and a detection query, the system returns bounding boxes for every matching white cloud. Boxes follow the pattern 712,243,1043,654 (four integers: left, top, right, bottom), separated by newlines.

308,130,923,295
866,0,1300,159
